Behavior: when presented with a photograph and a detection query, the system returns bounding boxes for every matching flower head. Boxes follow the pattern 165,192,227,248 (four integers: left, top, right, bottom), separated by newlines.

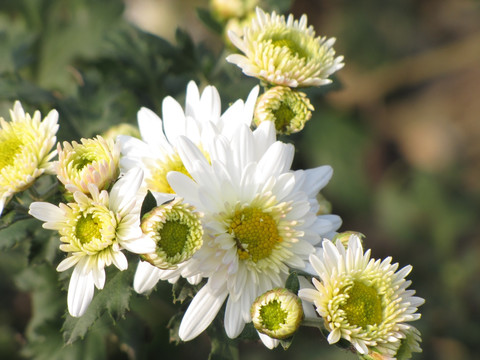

298,235,424,356
0,101,58,215
254,86,313,134
29,168,155,317
140,198,203,270
55,136,120,195
251,287,303,339
226,7,344,87
166,120,341,341
119,81,258,196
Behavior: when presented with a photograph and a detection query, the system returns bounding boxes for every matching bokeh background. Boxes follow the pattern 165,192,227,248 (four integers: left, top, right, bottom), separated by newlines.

1,0,479,359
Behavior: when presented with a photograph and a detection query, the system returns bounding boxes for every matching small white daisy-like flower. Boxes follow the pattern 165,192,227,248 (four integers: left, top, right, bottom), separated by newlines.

166,120,341,341
251,287,303,340
55,136,120,195
254,86,314,134
0,101,58,215
226,7,344,87
29,168,155,317
298,235,425,356
119,81,258,195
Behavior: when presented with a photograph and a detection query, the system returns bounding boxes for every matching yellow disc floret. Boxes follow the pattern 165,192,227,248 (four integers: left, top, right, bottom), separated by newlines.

147,153,191,194
229,207,281,262
340,280,383,329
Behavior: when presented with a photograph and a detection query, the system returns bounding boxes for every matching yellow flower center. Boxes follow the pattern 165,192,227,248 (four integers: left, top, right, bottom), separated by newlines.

147,153,191,194
340,281,383,329
229,207,281,262
75,213,102,245
0,134,23,171
271,36,309,60
259,299,288,331
156,220,189,257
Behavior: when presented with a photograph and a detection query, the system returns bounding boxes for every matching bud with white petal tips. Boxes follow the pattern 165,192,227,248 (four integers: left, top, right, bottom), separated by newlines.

251,287,304,340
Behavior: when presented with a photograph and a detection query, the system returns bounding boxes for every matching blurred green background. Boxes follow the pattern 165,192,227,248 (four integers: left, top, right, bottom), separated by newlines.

1,0,479,359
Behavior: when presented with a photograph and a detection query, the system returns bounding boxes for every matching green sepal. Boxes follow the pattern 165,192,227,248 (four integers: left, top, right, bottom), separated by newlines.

285,271,300,294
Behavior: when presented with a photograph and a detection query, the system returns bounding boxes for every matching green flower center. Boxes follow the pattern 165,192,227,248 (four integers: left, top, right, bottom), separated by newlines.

156,220,189,257
76,214,101,245
72,152,97,171
340,281,383,329
0,135,23,171
141,201,203,269
260,299,288,331
272,102,295,132
271,36,309,60
229,207,281,262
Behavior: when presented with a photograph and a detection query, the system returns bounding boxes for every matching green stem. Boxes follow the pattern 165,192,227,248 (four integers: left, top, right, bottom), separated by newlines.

302,316,324,329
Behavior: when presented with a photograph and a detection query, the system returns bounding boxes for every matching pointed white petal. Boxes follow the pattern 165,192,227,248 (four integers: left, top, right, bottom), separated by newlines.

258,332,280,349
133,261,162,294
179,284,228,341
68,265,95,317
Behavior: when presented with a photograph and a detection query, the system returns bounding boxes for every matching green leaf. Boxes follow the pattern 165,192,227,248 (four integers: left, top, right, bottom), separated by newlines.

140,190,158,219
172,277,204,304
62,266,134,344
0,217,36,250
196,8,224,35
285,271,300,294
279,335,294,350
167,312,184,345
15,263,65,340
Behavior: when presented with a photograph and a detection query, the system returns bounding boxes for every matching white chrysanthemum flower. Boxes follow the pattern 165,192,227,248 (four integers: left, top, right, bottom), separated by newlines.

166,120,341,341
55,136,120,195
0,101,58,215
226,7,344,87
298,235,425,356
119,81,258,195
251,287,303,340
29,168,155,317
254,86,313,134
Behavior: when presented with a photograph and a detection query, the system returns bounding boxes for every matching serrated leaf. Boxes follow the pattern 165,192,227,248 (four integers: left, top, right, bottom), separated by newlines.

167,312,184,345
285,271,300,294
196,8,224,35
172,277,204,304
62,266,134,344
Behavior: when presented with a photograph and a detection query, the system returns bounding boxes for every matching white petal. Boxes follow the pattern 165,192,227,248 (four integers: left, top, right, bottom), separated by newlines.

179,284,228,341
56,256,80,272
68,265,95,317
120,235,156,254
258,332,280,349
112,251,128,271
109,167,143,214
162,96,186,143
327,328,341,344
224,297,246,338
137,107,171,152
133,261,162,294
29,202,64,223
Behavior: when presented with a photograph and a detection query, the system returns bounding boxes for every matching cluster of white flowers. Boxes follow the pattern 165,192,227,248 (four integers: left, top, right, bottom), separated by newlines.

0,6,424,359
